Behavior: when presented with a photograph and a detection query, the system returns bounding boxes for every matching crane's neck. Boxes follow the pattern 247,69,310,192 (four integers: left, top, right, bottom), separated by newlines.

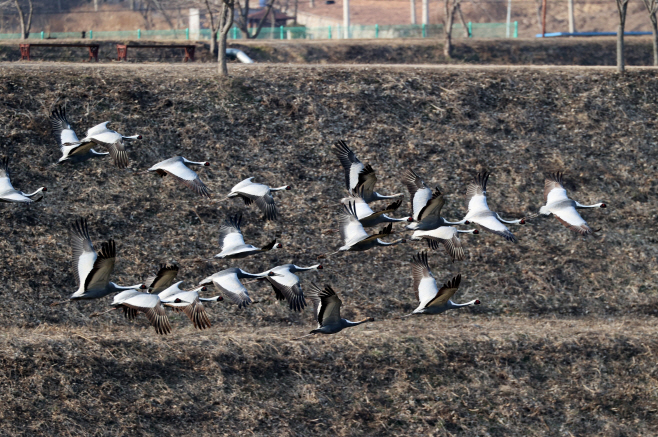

270,185,290,192
495,213,525,224
371,192,404,201
21,187,46,198
442,217,469,225
343,317,374,327
376,238,406,246
110,282,145,291
447,299,478,309
382,214,409,223
199,296,222,302
122,134,141,140
182,157,208,166
575,201,605,208
238,269,272,279
457,229,478,234
291,264,321,272
90,149,109,156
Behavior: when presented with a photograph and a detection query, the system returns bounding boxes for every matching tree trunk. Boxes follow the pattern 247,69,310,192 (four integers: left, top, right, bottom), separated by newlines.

617,23,624,72
14,0,33,40
652,17,658,66
218,1,235,76
211,29,218,58
444,0,457,58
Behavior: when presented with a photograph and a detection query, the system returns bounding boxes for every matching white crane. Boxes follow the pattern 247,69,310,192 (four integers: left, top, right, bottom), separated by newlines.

410,226,478,262
340,186,410,228
296,283,374,338
402,168,467,230
404,252,480,316
214,214,282,259
333,140,403,203
321,202,406,257
148,156,211,198
224,177,290,221
263,264,322,312
0,157,46,203
539,172,606,235
51,218,144,306
159,285,220,330
50,106,109,164
199,268,275,308
462,172,524,242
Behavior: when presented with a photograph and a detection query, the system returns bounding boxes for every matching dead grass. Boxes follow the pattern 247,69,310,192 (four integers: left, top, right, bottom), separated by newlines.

0,63,656,435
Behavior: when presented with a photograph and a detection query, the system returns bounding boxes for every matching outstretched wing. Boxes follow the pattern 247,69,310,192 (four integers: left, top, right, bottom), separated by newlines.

147,264,180,294
466,171,490,213
267,274,306,312
411,251,435,303
333,140,365,191
50,106,80,145
84,240,116,292
161,159,210,198
425,274,461,308
70,218,98,290
219,214,247,250
307,283,342,326
339,202,369,246
90,138,129,169
544,172,567,204
122,293,171,335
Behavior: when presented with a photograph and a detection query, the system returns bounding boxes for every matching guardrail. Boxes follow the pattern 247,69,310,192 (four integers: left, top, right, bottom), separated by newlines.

0,22,519,41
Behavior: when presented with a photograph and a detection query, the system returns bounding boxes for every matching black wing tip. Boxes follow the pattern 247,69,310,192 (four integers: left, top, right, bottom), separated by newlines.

225,213,243,230
261,239,277,251
474,171,490,190
548,171,564,184
71,217,91,240
0,156,9,172
382,222,393,235
333,139,350,152
411,251,430,269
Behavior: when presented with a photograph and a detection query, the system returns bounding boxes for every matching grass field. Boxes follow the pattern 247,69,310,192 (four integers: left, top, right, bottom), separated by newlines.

0,63,657,435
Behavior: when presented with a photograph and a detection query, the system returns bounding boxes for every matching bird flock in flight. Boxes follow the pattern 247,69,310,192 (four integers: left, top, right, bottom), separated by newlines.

0,107,607,337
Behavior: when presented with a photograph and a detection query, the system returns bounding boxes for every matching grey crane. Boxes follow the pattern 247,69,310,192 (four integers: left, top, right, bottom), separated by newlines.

262,264,323,312
539,172,606,235
321,201,406,257
333,140,403,203
0,157,46,203
296,283,374,338
404,252,480,316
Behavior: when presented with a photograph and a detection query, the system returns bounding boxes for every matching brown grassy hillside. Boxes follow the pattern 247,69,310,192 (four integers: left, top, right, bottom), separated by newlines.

0,63,656,435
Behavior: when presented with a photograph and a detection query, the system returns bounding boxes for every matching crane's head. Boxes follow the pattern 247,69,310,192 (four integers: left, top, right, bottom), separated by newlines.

600,203,606,208
201,286,207,292
473,230,479,234
519,218,526,224
276,243,283,249
406,217,414,222
286,185,292,190
204,162,210,166
475,300,481,305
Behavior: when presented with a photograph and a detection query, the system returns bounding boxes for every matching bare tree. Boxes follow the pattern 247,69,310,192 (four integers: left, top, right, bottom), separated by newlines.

642,0,658,65
443,0,462,58
616,0,629,72
205,0,221,57
235,0,275,39
14,0,33,39
218,0,235,76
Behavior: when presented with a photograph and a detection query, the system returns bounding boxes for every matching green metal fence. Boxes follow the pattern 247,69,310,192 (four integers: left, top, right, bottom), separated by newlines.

0,22,518,41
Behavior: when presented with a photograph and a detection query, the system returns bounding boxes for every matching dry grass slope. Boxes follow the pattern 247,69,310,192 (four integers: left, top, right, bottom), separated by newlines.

0,64,657,435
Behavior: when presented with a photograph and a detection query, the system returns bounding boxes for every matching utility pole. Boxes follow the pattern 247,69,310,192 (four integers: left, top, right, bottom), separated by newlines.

541,0,547,37
422,0,429,24
343,0,350,38
411,0,416,24
506,0,511,37
568,0,575,33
